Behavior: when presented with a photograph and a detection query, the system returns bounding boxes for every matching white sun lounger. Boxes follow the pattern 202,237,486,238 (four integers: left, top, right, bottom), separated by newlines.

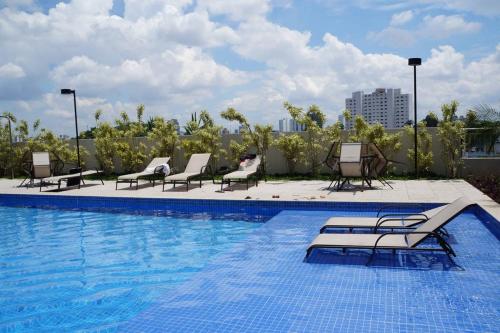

116,157,170,190
320,206,445,233
163,153,211,191
221,155,261,191
306,197,475,263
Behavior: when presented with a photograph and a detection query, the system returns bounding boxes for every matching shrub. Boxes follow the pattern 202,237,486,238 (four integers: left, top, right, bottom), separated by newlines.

94,121,119,175
346,112,401,160
274,133,305,174
148,116,179,160
115,106,148,173
437,101,465,178
182,111,224,171
405,121,433,175
221,107,273,175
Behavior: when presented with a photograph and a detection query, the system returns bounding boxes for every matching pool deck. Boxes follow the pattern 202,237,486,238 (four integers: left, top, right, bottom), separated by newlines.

0,178,498,221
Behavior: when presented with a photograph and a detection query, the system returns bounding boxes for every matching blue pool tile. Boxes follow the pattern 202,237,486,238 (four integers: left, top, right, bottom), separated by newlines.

119,210,500,333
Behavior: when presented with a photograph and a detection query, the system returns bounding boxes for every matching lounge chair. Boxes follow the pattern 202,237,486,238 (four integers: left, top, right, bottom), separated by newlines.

42,169,103,191
305,197,475,263
324,142,340,189
116,157,170,190
221,155,261,191
163,153,211,191
31,152,103,191
320,205,445,233
335,143,371,190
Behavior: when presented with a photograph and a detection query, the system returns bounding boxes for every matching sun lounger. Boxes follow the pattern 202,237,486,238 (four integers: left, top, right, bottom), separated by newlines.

221,155,261,191
163,153,211,191
320,206,445,233
116,157,170,190
305,197,475,263
42,169,103,191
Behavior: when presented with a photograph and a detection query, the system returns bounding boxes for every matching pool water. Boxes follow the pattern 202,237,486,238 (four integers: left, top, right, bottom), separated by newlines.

0,206,262,332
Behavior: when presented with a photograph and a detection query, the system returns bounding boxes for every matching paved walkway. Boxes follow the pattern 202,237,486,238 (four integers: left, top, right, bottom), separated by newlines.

0,178,498,220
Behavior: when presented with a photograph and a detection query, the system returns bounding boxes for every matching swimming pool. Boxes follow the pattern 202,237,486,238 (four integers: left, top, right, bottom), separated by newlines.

0,194,499,332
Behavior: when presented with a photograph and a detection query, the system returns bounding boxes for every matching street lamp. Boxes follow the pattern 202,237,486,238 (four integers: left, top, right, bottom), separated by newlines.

0,115,14,179
60,89,81,168
408,57,421,178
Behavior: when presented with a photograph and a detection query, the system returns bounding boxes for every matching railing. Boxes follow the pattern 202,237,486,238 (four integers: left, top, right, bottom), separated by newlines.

463,128,500,158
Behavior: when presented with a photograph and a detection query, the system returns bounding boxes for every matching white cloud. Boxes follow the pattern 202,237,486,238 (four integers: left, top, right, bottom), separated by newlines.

420,14,481,38
0,63,26,78
196,0,270,21
0,1,498,134
390,10,413,25
368,14,481,47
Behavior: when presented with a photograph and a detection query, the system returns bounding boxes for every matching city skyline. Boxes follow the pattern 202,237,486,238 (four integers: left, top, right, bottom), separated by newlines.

0,0,499,135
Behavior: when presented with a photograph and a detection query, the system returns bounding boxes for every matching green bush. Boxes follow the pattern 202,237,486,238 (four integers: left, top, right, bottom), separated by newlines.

182,111,224,171
437,101,465,178
405,121,433,175
221,107,273,175
274,133,305,174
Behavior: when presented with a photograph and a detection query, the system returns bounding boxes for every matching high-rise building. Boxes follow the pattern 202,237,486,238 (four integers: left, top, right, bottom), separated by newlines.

278,118,305,132
344,88,411,129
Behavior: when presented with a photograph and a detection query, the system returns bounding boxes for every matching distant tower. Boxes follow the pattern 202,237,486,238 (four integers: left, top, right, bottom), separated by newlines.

344,88,411,129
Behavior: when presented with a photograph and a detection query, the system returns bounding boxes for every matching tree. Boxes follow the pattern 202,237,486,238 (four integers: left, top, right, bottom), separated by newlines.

94,121,119,175
148,117,179,160
221,107,273,175
184,112,201,135
0,113,15,177
307,105,325,128
182,111,224,171
405,121,433,175
464,110,479,128
437,100,465,178
7,119,84,176
115,106,148,173
274,133,305,174
423,112,439,127
344,110,401,160
283,102,326,176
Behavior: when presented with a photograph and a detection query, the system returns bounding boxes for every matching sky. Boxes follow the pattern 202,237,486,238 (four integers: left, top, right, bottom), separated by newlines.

0,0,499,135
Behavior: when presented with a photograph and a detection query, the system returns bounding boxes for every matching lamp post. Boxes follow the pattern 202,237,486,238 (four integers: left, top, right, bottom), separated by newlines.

408,58,421,178
0,115,14,179
60,89,81,168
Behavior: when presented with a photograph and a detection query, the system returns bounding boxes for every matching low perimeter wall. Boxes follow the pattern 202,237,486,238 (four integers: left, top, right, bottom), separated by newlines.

67,128,499,177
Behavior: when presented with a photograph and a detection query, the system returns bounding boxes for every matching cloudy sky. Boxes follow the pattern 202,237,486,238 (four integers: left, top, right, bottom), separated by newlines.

0,0,499,134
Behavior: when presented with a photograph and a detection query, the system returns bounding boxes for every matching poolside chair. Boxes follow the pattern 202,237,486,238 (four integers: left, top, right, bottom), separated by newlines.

324,141,340,189
305,197,475,263
336,143,371,190
366,143,394,189
116,157,170,190
32,152,103,191
320,205,446,233
221,155,262,191
32,151,52,180
41,169,103,191
163,153,211,191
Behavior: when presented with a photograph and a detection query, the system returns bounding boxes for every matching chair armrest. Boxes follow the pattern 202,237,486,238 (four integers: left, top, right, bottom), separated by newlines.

373,230,440,250
376,204,426,217
374,216,428,232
